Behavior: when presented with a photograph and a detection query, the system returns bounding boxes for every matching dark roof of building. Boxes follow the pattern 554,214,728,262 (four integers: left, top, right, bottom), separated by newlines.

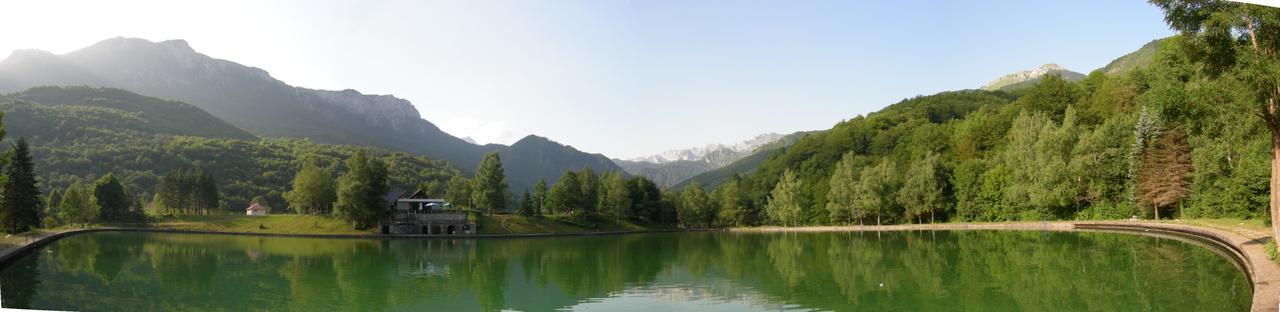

406,189,430,199
384,190,407,206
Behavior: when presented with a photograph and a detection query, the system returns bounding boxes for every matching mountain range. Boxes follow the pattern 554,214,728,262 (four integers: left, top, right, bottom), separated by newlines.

614,133,791,186
0,37,620,193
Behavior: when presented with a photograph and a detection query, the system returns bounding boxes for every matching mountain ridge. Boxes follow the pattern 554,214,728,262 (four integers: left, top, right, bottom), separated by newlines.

0,37,620,194
981,63,1086,91
615,133,787,186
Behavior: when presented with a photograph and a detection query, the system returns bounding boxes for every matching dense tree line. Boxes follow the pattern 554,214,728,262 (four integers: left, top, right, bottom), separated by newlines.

656,11,1280,228
1147,0,1280,240
154,167,220,215
452,166,678,225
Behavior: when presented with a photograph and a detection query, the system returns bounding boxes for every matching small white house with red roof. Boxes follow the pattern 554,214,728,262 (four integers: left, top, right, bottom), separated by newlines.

245,203,269,216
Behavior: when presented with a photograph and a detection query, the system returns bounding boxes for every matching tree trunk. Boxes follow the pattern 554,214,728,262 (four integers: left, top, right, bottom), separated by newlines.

876,215,881,226
1272,139,1280,240
1154,203,1159,221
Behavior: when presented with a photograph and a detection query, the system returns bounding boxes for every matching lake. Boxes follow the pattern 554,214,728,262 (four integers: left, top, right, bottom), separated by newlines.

0,230,1251,311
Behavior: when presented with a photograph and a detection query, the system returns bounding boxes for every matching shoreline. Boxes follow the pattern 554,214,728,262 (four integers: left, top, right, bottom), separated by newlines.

0,221,1274,311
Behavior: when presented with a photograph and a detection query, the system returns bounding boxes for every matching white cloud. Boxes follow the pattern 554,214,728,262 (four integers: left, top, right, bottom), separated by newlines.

436,115,521,146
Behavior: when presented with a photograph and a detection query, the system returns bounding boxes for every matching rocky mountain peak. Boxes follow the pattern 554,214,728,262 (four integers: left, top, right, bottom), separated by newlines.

981,63,1084,91
627,132,785,167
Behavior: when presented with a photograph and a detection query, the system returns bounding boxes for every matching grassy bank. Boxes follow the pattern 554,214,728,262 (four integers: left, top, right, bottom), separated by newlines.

139,213,660,236
474,214,653,235
148,214,376,235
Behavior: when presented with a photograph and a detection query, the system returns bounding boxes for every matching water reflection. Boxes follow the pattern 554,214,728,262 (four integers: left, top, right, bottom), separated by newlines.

0,230,1252,311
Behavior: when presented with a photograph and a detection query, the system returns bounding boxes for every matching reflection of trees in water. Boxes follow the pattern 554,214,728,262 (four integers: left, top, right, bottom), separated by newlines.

0,253,39,308
0,231,1253,311
278,255,339,312
766,233,807,286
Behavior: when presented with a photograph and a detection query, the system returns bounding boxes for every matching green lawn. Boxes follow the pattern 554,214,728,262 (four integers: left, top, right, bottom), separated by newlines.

144,213,655,236
148,214,376,235
475,214,654,235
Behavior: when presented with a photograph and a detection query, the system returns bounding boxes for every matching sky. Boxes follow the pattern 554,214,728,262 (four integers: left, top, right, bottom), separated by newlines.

0,0,1174,159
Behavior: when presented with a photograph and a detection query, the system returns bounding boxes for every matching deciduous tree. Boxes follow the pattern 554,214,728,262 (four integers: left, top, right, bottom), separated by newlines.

58,182,99,228
898,152,946,223
826,152,862,225
284,161,336,214
767,169,804,227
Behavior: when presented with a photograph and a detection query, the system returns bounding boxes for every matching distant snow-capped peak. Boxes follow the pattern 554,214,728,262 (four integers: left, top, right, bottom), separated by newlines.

628,133,784,167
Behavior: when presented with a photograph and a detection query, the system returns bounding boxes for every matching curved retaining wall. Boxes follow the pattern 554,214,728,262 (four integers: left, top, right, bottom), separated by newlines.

1073,222,1277,312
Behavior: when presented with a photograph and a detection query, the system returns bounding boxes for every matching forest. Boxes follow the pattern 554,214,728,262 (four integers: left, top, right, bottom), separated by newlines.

652,35,1270,227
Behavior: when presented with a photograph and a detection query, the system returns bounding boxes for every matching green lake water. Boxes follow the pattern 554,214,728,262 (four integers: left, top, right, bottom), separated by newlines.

0,230,1251,311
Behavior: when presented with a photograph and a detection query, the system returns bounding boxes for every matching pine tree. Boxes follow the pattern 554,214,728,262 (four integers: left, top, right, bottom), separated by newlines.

0,138,41,233
471,152,508,214
155,166,220,215
767,169,804,227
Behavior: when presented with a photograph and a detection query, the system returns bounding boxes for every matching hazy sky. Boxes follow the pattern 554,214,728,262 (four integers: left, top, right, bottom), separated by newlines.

1,0,1173,159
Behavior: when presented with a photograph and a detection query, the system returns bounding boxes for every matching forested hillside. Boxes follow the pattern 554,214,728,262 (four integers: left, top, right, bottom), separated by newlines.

674,35,1270,226
0,87,459,212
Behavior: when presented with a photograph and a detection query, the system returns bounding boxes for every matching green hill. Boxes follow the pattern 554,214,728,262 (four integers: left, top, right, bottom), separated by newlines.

1100,38,1165,76
8,86,255,140
1,87,459,211
0,37,622,195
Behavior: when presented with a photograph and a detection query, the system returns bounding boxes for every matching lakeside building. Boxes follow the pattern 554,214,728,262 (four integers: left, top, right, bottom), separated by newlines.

245,203,269,216
382,189,474,235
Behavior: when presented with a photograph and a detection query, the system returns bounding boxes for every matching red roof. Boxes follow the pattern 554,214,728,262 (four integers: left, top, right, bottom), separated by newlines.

246,203,268,211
